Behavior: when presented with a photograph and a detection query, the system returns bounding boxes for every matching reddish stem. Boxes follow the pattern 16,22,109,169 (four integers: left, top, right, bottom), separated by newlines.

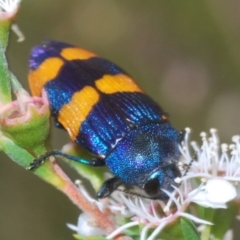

51,159,132,240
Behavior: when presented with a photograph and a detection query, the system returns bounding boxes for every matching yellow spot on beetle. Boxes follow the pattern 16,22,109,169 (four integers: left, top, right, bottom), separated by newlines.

28,57,64,96
61,47,97,61
58,86,99,140
95,74,143,94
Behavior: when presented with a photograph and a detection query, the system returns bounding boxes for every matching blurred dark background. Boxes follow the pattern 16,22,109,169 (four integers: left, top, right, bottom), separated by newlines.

1,0,240,239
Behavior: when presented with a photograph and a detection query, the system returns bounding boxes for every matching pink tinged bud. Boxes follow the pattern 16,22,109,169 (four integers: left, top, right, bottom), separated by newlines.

0,89,50,153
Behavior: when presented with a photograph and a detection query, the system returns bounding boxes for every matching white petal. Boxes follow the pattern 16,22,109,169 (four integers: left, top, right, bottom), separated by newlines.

206,179,236,203
189,183,229,208
66,223,79,232
0,0,20,12
69,212,105,236
223,229,233,240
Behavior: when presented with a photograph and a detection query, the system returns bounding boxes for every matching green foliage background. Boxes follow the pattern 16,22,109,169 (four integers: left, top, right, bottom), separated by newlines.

1,1,240,239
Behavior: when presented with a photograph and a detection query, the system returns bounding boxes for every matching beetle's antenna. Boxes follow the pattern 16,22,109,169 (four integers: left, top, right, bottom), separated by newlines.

182,152,197,177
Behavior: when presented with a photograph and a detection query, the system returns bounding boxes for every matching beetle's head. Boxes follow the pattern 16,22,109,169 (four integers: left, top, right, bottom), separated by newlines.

143,163,182,200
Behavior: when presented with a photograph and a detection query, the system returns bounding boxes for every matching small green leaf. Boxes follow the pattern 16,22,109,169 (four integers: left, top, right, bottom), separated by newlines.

181,218,200,240
211,202,237,239
0,19,12,104
123,223,140,238
73,234,106,240
159,219,184,240
0,41,11,104
0,20,11,51
0,132,67,188
159,217,199,240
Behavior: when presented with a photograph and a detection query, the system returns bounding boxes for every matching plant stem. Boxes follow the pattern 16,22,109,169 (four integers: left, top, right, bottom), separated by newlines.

51,159,132,240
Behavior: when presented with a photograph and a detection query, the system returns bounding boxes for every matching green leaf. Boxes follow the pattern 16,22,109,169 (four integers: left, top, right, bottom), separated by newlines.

0,19,12,104
211,202,237,239
195,202,237,239
0,132,67,189
0,39,11,104
181,218,200,240
0,20,11,51
123,223,140,238
73,234,106,240
193,204,215,240
159,219,184,240
159,217,199,240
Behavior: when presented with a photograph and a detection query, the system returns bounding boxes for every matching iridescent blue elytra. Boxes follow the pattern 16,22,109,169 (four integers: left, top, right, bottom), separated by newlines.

28,40,182,200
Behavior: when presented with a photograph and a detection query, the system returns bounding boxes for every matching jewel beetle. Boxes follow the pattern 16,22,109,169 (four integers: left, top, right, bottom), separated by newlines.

28,40,183,200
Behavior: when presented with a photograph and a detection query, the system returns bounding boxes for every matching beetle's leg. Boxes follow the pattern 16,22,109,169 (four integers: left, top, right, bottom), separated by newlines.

96,177,123,198
27,150,106,171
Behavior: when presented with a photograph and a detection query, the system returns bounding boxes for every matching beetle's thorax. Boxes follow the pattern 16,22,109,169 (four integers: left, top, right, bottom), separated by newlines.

105,122,181,188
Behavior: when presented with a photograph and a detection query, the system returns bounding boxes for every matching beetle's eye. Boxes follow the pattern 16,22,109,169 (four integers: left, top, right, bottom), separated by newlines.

143,178,161,197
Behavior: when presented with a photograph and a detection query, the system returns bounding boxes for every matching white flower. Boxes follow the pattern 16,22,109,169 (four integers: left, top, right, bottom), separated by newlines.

180,128,240,208
68,181,211,240
0,0,20,13
67,212,105,237
69,129,240,239
189,179,236,208
106,191,212,240
0,0,24,42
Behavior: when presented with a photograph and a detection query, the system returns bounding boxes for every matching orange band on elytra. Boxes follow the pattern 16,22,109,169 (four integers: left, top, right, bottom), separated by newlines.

60,47,97,61
58,86,99,140
28,57,64,96
95,74,143,94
